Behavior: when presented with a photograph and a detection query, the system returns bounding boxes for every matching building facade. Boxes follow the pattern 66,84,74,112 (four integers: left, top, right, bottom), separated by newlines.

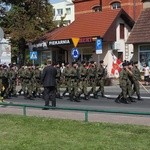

33,0,144,77
127,0,150,70
50,0,75,26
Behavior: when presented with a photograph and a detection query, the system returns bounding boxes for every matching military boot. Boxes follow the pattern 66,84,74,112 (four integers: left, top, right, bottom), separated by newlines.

115,95,121,103
137,94,142,100
93,93,98,99
129,97,136,102
52,100,56,107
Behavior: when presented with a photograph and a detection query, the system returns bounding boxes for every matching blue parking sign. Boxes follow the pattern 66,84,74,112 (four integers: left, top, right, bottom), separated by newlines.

96,39,102,54
30,51,37,60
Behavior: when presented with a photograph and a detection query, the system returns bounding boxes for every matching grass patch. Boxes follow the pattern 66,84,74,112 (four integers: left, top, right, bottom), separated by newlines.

0,114,150,150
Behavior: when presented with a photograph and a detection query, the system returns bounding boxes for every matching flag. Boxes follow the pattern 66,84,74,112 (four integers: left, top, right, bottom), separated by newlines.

111,53,122,78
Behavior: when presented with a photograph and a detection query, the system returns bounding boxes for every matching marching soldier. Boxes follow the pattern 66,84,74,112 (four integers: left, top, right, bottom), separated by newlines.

69,62,80,102
126,62,135,102
0,66,7,101
115,62,131,104
87,61,97,99
62,63,71,97
55,63,62,99
33,65,42,98
96,60,107,98
8,65,18,97
131,61,142,100
24,65,34,100
78,61,89,100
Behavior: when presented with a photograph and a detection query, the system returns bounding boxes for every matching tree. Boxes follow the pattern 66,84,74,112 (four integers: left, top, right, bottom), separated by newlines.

0,0,56,65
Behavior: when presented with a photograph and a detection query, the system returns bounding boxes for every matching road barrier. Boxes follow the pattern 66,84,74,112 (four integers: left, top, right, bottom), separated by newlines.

0,102,150,122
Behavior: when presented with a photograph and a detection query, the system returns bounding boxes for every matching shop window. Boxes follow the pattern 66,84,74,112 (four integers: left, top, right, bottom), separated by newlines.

139,45,150,68
111,2,121,9
120,23,124,39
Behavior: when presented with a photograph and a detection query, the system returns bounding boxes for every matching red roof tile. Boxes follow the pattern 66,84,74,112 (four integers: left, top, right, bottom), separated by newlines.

127,8,150,44
46,9,134,41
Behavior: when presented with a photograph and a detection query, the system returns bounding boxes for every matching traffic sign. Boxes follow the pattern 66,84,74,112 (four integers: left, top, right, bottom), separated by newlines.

30,51,37,60
71,48,80,59
96,38,102,54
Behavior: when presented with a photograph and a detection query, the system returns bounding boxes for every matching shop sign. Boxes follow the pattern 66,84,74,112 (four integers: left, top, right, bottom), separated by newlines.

48,39,71,46
79,37,93,43
32,42,47,48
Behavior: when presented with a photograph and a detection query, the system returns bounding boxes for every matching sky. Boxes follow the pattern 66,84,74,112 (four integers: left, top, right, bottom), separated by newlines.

49,0,64,4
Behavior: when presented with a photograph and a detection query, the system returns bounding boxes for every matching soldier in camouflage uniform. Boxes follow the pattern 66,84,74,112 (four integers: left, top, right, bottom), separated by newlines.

115,62,131,104
131,61,142,100
24,66,34,100
55,63,62,99
0,66,6,101
8,65,18,97
78,61,89,100
62,63,71,97
17,66,25,95
126,62,136,102
96,60,107,98
33,66,42,98
69,62,80,102
87,61,97,99
2,65,9,99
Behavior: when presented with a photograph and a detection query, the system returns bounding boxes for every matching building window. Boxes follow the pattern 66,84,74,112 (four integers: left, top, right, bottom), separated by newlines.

92,6,101,12
111,2,121,9
66,8,71,15
57,9,63,16
139,45,150,68
120,23,124,39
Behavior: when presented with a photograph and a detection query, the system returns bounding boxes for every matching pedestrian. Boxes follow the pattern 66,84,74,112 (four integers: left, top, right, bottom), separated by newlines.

41,59,57,109
143,63,149,85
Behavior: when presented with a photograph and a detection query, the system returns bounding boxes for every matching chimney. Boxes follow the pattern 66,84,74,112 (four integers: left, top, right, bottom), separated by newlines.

142,0,150,9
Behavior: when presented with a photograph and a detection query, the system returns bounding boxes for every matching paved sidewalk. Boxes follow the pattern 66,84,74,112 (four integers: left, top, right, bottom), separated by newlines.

0,106,150,126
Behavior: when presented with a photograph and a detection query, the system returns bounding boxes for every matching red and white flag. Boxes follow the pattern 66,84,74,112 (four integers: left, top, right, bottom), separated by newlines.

111,53,122,78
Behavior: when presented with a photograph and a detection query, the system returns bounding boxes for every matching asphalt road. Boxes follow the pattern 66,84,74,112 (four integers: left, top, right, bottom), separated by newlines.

3,85,150,113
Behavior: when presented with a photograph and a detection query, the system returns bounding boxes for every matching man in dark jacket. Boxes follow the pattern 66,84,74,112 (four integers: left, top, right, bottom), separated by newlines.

41,59,57,109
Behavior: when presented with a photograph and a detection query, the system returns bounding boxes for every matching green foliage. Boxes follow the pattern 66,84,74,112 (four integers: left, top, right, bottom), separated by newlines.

0,114,150,150
0,0,55,42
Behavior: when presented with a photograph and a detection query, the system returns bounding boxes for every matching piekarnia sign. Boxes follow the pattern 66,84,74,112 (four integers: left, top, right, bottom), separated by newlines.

48,39,71,46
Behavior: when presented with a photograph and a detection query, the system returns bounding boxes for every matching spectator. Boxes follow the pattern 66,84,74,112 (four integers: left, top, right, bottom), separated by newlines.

41,59,57,109
143,63,150,85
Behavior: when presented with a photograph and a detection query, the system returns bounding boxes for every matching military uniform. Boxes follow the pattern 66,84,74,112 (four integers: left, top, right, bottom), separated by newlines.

96,60,107,97
132,61,142,100
33,67,42,98
8,67,18,97
88,62,97,98
55,64,62,99
24,66,34,100
78,62,89,100
115,62,130,104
